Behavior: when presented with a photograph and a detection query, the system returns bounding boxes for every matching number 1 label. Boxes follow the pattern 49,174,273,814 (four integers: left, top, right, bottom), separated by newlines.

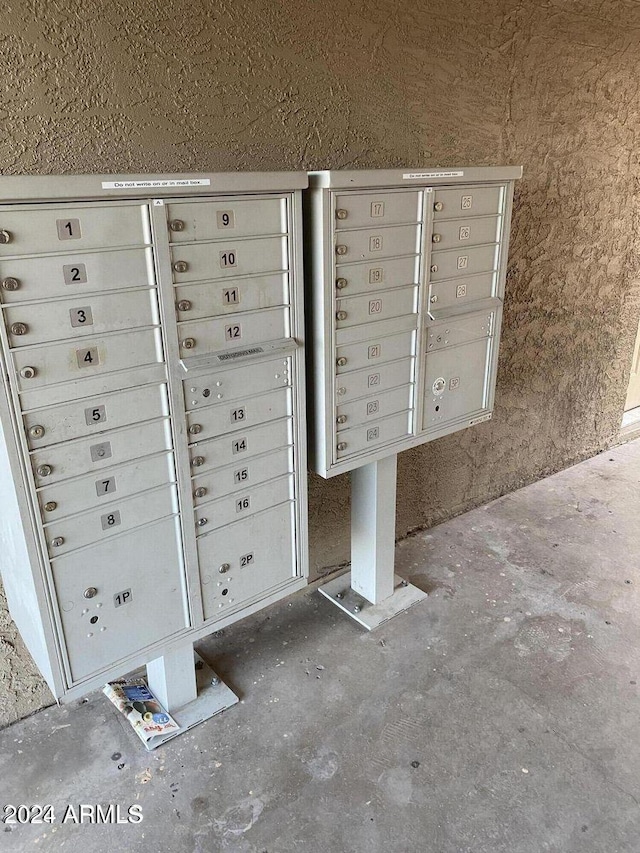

57,219,81,240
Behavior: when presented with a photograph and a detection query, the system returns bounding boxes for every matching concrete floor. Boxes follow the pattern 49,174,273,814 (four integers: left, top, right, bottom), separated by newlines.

2,439,640,852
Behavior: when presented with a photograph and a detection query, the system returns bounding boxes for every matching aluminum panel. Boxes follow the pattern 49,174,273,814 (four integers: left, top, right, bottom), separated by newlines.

334,224,421,263
50,516,187,683
186,387,291,443
333,190,422,229
166,198,287,242
426,310,495,353
428,272,496,312
334,255,419,297
192,446,293,505
336,385,413,430
175,272,289,320
177,306,288,357
336,331,415,374
170,236,288,282
431,215,501,251
335,358,414,403
198,502,296,622
189,417,292,473
195,474,293,532
335,286,417,329
183,356,292,410
432,186,504,220
430,244,499,282
0,247,155,304
423,337,493,430
335,410,412,459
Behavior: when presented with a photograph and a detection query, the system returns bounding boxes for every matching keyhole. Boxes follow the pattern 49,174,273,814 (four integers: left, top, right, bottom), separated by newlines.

90,616,99,624
203,388,211,398
435,406,440,412
221,588,229,596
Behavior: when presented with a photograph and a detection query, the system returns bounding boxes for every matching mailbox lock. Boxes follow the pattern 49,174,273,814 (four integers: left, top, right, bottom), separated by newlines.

173,260,188,273
197,517,208,527
169,219,185,232
336,311,348,321
337,441,348,451
188,423,202,435
336,414,347,425
51,537,64,548
336,208,348,220
10,322,28,336
194,486,207,498
191,455,205,467
44,501,57,512
20,366,37,379
430,295,438,303
434,201,444,212
430,264,438,273
432,234,442,243
83,587,98,599
336,356,347,367
29,425,45,439
0,230,11,244
219,563,230,574
336,245,347,256
182,337,196,350
177,299,192,312
2,277,19,291
336,278,348,290
36,464,52,477
432,377,446,394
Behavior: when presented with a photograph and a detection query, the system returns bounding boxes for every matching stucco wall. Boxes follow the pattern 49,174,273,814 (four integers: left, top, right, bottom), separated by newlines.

1,0,639,725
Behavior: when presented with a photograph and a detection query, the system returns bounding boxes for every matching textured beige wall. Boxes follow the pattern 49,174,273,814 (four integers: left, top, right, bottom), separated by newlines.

1,0,639,725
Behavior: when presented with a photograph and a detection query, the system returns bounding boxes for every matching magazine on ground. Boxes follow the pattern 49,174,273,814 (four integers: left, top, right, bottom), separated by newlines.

103,678,181,749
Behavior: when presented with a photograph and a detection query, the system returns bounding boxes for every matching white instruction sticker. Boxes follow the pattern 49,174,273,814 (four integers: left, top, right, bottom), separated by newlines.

101,179,211,189
403,171,464,180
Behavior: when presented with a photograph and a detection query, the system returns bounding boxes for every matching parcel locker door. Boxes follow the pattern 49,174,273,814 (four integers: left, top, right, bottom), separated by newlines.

51,516,188,683
423,337,494,431
198,503,297,622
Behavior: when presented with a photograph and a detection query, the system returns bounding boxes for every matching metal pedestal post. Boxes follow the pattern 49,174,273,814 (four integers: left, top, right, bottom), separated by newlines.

318,454,428,629
143,643,239,749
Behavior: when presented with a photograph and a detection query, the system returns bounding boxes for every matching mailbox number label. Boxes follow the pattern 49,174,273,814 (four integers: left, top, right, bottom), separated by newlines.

367,427,380,441
240,552,254,567
225,324,242,341
456,284,467,298
230,407,245,423
63,263,87,284
457,256,469,270
85,404,106,425
369,299,382,315
96,477,117,496
114,588,132,608
220,250,237,268
77,347,99,368
370,202,385,218
56,219,81,240
232,438,247,454
368,373,380,387
368,344,381,359
70,306,93,327
369,267,384,284
369,235,383,252
367,400,379,416
236,496,251,513
217,210,235,229
459,226,471,240
449,377,461,390
101,509,121,530
223,287,239,305
234,467,249,483
461,195,473,210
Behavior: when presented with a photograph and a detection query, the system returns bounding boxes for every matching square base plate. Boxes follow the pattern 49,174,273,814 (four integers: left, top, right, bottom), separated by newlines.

318,572,427,630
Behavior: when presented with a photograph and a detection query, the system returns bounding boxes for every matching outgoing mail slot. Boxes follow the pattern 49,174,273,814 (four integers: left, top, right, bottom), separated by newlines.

336,385,413,430
333,190,422,229
336,330,415,374
335,255,419,297
0,247,156,304
335,410,412,460
50,515,187,683
429,244,498,282
431,216,501,251
178,306,288,357
31,418,173,486
192,446,293,505
189,417,292,472
198,502,296,622
44,484,179,557
432,186,504,220
335,357,414,403
335,286,417,329
37,451,176,522
194,474,293,533
170,235,288,282
5,288,159,347
423,337,494,430
0,203,150,255
175,272,289,320
12,328,164,392
23,383,169,449
183,356,292,410
186,387,291,442
426,310,495,352
167,197,288,242
335,224,420,262
428,272,496,312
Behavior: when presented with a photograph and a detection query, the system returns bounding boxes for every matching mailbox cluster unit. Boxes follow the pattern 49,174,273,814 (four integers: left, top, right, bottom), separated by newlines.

0,174,308,705
304,167,521,478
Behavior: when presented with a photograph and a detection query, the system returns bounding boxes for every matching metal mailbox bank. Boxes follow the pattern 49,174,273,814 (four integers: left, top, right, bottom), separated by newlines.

0,173,308,733
305,167,521,627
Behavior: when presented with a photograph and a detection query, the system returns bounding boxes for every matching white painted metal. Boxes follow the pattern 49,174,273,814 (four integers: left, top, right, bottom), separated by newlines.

146,644,199,711
319,572,427,630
